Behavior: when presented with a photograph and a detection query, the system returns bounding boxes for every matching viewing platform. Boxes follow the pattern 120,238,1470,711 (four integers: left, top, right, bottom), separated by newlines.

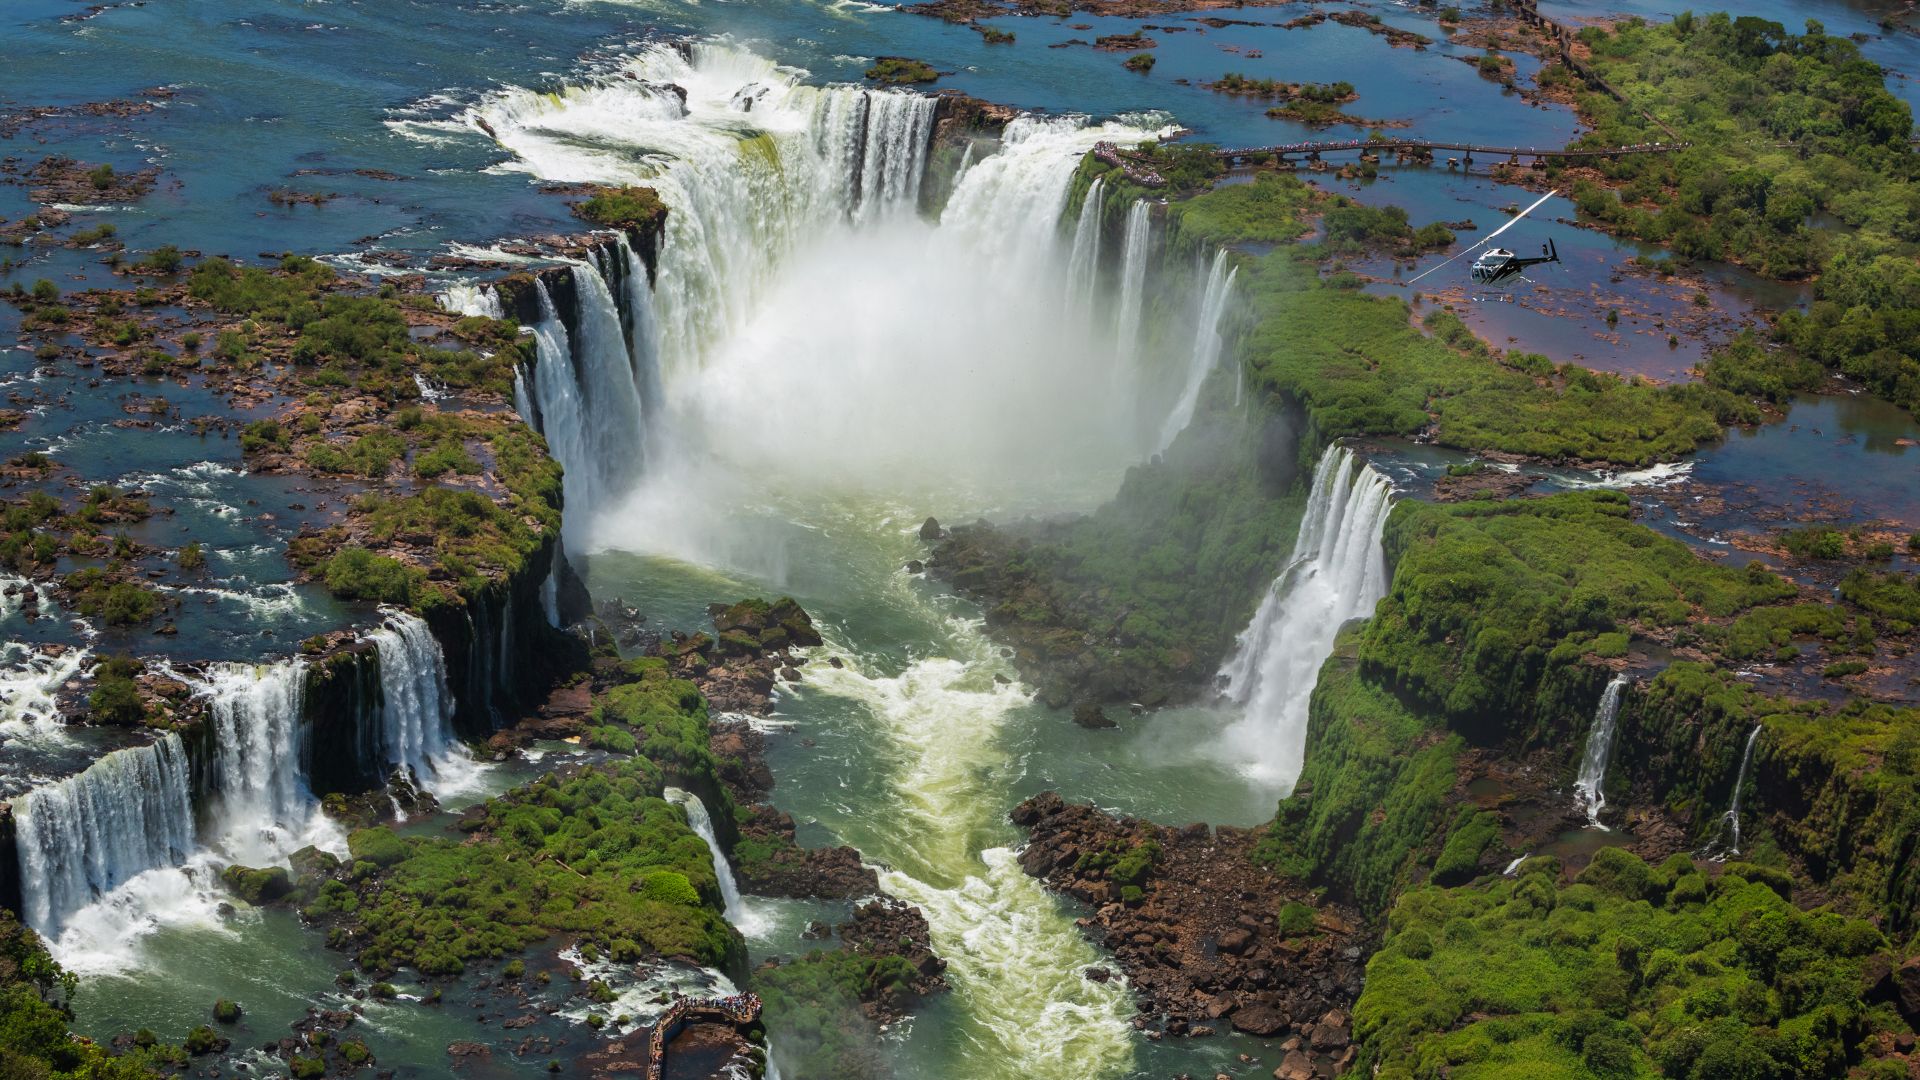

647,993,762,1080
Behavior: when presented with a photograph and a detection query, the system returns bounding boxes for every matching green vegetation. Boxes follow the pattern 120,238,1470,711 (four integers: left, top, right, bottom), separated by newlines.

1165,172,1315,249
573,185,667,233
759,948,922,1080
305,756,737,975
1123,53,1156,74
865,57,938,84
1357,854,1892,1077
0,908,173,1078
933,414,1304,707
1840,569,1920,628
1253,493,1863,915
187,257,522,400
65,569,161,626
1557,14,1920,413
318,547,423,607
1239,248,1757,464
298,662,740,975
88,655,148,726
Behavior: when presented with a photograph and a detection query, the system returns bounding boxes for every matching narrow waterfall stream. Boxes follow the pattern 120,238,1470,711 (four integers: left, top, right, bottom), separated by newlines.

1112,199,1153,366
371,611,477,799
1217,447,1394,790
196,658,340,867
1155,249,1237,457
1572,675,1630,829
1710,725,1764,859
668,787,759,935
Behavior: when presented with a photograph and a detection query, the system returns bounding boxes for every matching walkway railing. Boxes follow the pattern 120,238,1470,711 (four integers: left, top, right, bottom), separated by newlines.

647,992,762,1080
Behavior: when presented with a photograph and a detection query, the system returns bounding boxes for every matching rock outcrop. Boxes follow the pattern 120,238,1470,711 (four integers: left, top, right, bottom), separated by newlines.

1012,792,1361,1068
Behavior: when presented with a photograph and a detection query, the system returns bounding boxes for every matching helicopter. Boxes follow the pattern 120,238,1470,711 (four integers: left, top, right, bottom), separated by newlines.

1408,189,1560,290
1471,238,1558,285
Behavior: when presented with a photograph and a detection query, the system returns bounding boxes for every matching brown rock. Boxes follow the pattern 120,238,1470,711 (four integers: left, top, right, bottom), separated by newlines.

1216,927,1253,954
1230,1003,1288,1037
1896,956,1920,1020
1273,1049,1314,1080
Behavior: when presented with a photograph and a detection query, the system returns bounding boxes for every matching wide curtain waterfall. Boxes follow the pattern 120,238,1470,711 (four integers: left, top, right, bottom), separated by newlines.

13,735,195,938
1218,446,1394,789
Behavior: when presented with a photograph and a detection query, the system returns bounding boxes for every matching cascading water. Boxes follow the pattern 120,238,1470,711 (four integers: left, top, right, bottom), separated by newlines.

521,267,648,551
667,787,759,935
370,610,477,799
1218,447,1394,789
1112,200,1152,364
1153,250,1237,457
1572,675,1629,829
1709,724,1764,859
424,44,1175,1078
1063,177,1105,315
194,658,342,867
13,735,196,938
440,280,502,319
0,643,88,744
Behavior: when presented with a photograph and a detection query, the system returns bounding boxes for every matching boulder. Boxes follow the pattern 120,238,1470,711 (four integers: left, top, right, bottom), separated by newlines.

1896,956,1920,1020
919,516,945,540
1272,1049,1314,1080
1216,927,1253,954
1072,703,1117,730
1230,1002,1288,1036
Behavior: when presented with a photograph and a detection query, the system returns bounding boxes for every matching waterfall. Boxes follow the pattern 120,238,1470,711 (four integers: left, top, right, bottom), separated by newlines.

1153,250,1237,456
614,234,666,434
1112,200,1152,362
195,658,342,867
1572,676,1629,829
371,610,476,798
1063,177,1104,315
1218,447,1394,789
441,280,503,319
13,735,196,938
457,42,938,384
667,787,759,935
1710,725,1763,859
521,266,649,551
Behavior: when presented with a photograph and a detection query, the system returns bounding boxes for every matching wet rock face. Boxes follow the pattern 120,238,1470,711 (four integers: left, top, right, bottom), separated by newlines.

731,803,877,900
1011,793,1362,1063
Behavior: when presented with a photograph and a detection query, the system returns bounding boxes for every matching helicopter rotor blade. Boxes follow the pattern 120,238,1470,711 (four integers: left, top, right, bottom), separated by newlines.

1404,189,1558,286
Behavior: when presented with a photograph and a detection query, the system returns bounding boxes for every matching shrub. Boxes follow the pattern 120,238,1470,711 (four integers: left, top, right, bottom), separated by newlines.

1276,901,1318,937
321,548,420,607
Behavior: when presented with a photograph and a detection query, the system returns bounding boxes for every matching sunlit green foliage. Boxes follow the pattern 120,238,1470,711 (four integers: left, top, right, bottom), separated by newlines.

1357,855,1888,1078
0,908,175,1078
1561,13,1920,412
759,949,921,1080
329,757,738,975
1237,250,1756,463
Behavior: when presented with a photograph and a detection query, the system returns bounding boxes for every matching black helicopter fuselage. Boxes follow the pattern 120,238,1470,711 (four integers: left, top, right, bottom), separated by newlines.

1469,238,1559,285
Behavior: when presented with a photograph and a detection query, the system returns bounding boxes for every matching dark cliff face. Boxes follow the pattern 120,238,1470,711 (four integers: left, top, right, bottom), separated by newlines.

0,808,19,918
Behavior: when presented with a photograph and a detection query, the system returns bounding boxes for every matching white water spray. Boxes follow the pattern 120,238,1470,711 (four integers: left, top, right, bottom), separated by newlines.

1063,177,1104,314
1112,199,1152,364
13,735,196,939
371,610,478,799
1218,447,1394,789
194,658,343,867
0,644,88,744
1572,675,1629,829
